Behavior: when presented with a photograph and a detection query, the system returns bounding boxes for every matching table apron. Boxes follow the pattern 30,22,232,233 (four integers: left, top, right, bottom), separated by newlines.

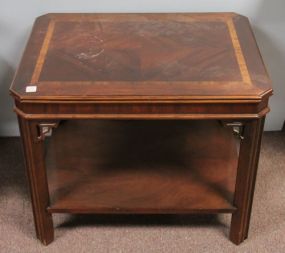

14,101,269,120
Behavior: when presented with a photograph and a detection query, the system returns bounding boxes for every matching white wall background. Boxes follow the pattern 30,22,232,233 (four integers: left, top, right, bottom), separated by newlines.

0,0,284,135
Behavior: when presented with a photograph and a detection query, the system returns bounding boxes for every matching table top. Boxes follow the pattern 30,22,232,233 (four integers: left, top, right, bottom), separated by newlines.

10,13,272,102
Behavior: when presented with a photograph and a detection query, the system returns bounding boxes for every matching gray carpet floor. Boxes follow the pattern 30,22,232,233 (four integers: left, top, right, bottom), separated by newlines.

0,132,284,253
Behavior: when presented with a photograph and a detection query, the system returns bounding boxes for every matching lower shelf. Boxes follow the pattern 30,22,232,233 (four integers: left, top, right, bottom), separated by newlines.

46,120,238,214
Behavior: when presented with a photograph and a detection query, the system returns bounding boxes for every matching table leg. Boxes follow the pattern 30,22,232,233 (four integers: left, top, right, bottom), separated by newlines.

230,117,265,245
18,116,54,245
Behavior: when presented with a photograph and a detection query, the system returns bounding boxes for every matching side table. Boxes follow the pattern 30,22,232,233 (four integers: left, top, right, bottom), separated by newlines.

10,13,272,245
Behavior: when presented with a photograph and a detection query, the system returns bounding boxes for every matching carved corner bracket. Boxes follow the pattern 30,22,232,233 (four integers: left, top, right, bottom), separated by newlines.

221,121,245,140
226,122,245,140
37,122,59,141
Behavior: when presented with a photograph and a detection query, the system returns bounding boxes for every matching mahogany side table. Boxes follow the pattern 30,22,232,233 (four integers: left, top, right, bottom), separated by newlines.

10,13,272,245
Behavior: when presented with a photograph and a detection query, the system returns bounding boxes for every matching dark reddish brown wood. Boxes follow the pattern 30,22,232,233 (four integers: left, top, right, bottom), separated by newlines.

10,13,272,104
9,13,272,245
14,99,269,119
45,120,238,214
17,117,54,245
230,117,265,244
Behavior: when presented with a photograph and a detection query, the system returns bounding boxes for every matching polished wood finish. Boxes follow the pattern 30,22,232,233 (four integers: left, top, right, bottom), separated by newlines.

46,120,238,214
230,117,265,244
10,13,272,101
10,13,272,245
17,117,54,245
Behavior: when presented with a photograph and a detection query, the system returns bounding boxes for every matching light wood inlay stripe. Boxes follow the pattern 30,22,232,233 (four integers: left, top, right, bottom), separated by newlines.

31,20,55,84
227,20,251,85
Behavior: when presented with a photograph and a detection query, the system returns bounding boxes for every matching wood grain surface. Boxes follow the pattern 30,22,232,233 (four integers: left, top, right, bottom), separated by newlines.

46,120,238,214
10,13,272,101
